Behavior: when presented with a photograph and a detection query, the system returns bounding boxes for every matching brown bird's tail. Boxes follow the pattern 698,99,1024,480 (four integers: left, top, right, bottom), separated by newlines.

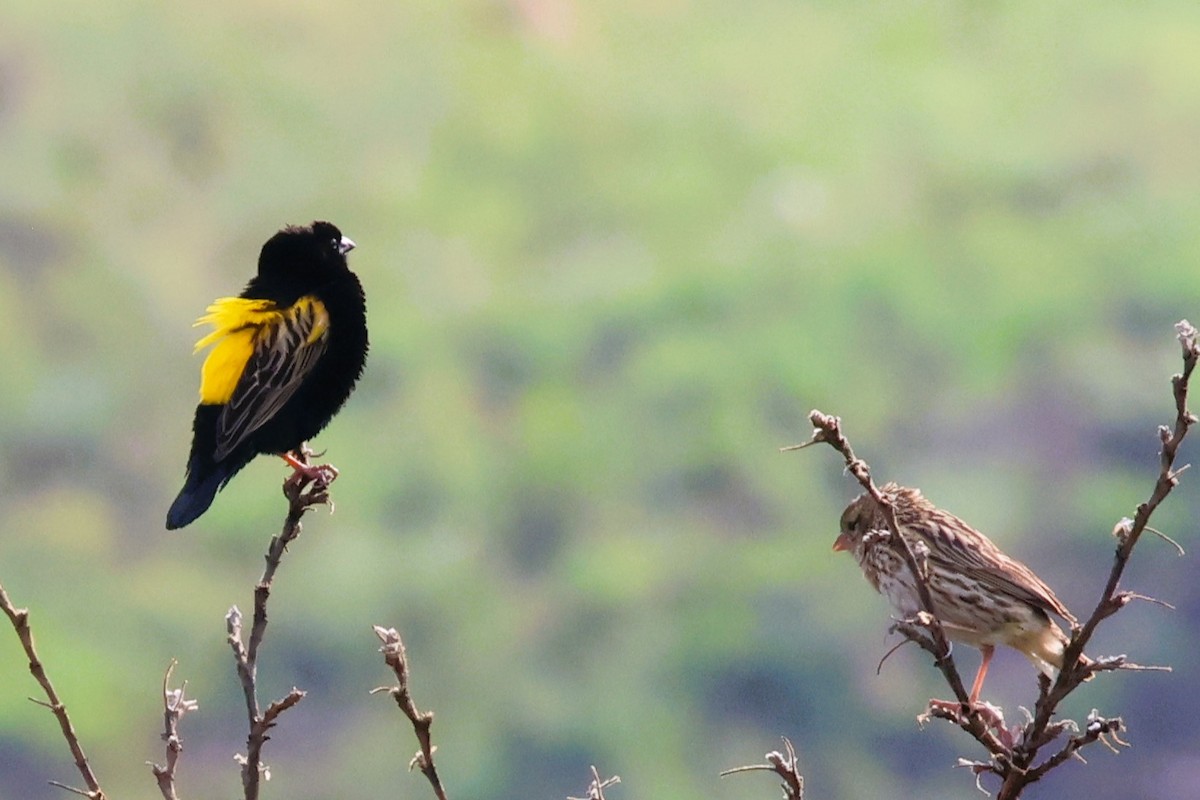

1018,622,1093,682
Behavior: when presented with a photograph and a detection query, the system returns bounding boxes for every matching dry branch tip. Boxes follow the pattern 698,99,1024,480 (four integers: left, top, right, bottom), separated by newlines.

720,737,805,800
568,766,622,800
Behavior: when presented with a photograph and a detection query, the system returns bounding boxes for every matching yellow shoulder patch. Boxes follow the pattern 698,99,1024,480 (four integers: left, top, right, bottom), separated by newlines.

194,297,280,405
192,296,330,406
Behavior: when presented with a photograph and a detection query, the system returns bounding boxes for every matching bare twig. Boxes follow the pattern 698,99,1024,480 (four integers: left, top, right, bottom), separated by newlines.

721,737,805,800
149,659,200,800
228,469,331,799
46,780,100,797
372,625,448,800
568,765,622,800
1133,523,1185,557
0,581,107,800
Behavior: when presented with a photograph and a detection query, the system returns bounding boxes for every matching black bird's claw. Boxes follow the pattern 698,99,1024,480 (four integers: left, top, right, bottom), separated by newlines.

282,451,338,483
281,451,339,514
289,443,328,463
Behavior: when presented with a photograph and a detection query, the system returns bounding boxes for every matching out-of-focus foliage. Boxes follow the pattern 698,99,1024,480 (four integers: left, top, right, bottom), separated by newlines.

2,2,1199,798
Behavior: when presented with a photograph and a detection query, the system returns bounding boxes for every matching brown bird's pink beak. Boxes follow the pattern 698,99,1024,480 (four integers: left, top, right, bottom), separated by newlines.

833,532,853,552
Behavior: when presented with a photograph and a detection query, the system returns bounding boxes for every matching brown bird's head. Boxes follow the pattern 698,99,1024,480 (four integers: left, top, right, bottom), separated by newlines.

833,483,920,555
834,492,881,555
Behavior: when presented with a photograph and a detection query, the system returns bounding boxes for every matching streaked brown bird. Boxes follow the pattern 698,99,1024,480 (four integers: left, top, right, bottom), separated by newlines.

836,483,1085,704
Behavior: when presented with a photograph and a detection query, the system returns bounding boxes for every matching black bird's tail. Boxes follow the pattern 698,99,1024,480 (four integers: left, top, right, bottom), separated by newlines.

166,462,233,530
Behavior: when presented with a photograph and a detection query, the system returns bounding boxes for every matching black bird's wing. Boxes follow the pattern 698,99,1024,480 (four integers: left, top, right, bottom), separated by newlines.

213,298,329,461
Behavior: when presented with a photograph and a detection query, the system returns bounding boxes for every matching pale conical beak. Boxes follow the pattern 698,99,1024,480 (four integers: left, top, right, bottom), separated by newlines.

832,532,853,552
339,236,356,255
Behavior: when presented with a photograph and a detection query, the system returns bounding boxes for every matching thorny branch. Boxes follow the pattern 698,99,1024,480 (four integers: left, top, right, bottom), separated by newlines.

993,321,1198,798
0,581,107,800
786,320,1197,797
721,737,805,800
372,623,448,800
149,659,200,800
372,625,449,800
227,468,332,800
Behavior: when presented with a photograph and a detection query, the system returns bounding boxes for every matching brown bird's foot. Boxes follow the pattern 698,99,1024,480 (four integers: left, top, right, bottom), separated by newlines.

925,698,1015,749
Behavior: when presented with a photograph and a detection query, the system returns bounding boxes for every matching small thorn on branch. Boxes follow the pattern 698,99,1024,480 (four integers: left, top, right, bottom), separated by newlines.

46,780,99,798
1121,591,1177,611
780,410,840,452
1083,654,1172,675
259,688,306,732
1110,518,1186,556
875,637,915,675
1148,526,1185,556
955,758,999,796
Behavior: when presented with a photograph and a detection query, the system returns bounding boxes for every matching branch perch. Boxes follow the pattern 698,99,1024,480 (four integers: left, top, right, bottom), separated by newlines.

149,659,199,800
372,625,448,800
227,469,332,799
721,737,805,800
0,581,107,800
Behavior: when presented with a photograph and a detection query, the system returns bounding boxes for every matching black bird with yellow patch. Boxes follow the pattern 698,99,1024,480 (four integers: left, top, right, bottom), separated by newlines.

166,221,368,529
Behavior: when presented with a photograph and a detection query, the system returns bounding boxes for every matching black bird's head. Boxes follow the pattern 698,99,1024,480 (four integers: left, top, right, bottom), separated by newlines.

257,220,356,288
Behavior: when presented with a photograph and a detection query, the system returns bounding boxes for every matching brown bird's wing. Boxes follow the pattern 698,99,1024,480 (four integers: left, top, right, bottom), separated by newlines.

923,508,1077,626
214,298,330,461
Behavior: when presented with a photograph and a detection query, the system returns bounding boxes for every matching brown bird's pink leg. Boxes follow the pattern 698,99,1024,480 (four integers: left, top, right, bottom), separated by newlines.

968,644,995,706
928,645,1011,747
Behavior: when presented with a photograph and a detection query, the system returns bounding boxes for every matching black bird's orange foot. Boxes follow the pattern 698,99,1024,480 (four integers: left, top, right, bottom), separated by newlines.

281,451,339,488
281,452,339,516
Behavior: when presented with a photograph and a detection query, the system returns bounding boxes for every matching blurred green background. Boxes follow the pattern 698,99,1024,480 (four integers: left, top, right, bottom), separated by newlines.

2,1,1200,798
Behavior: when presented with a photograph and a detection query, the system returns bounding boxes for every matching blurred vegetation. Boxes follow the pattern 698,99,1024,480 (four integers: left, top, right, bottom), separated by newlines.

2,1,1200,798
